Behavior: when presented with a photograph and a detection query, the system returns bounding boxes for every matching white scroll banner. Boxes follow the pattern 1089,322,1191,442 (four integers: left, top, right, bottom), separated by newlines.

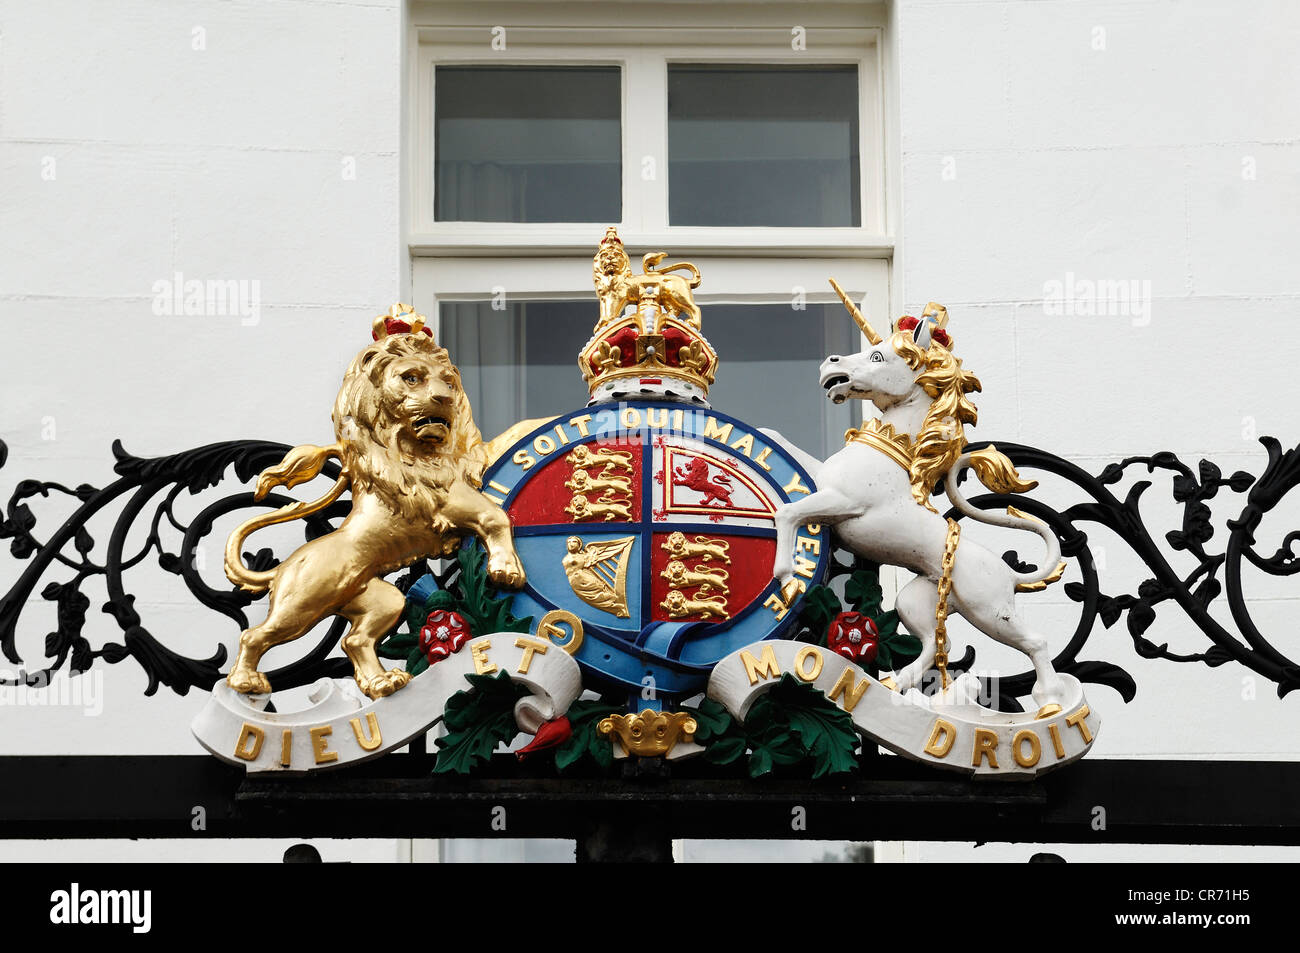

192,633,582,773
707,640,1099,779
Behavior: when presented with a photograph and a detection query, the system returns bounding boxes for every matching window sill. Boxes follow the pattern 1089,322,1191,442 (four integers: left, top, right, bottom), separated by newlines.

408,225,894,259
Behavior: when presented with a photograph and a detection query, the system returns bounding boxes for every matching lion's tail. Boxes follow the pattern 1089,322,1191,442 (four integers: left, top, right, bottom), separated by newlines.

943,446,1066,592
643,252,702,288
223,443,349,594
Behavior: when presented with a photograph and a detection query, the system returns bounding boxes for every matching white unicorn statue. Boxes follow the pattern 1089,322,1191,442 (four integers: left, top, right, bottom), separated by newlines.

766,281,1068,712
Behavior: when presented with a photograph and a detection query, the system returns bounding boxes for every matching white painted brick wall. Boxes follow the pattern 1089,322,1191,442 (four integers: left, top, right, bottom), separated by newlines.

897,0,1300,861
0,0,408,861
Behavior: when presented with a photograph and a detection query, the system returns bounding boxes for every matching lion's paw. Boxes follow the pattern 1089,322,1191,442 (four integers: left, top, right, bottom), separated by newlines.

359,669,412,700
488,555,526,589
227,669,272,696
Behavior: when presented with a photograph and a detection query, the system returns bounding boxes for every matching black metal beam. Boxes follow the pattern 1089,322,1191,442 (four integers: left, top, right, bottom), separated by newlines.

3,755,1300,847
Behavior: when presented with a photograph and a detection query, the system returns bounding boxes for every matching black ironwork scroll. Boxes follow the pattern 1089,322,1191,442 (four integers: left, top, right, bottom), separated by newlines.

3,435,1299,708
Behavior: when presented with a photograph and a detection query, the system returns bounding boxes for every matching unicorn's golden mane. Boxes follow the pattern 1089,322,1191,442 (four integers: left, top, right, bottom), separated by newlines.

889,332,982,509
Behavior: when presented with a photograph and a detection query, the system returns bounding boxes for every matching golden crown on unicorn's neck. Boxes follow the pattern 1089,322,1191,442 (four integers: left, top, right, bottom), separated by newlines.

579,226,717,404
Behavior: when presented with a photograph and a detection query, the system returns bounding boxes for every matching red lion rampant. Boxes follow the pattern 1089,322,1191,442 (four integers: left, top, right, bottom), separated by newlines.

674,456,733,506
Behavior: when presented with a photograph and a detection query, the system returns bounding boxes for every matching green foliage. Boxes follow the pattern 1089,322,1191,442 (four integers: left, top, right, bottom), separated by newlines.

876,624,920,670
400,589,457,643
844,566,884,616
554,699,622,773
432,671,527,775
451,544,533,636
743,676,860,778
377,542,533,672
377,629,417,661
800,563,920,671
718,563,914,776
685,678,860,779
683,697,747,766
799,585,842,645
845,563,920,668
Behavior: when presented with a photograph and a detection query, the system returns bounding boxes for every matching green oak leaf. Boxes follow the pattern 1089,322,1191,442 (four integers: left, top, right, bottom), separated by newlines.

743,690,810,777
875,609,900,641
745,675,860,778
432,671,527,774
422,589,457,613
875,641,893,670
784,704,858,778
746,723,804,777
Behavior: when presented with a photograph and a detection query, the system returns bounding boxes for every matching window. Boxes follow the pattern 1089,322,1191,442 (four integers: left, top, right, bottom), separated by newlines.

435,66,622,222
411,6,888,240
667,64,861,227
442,300,859,458
439,300,594,437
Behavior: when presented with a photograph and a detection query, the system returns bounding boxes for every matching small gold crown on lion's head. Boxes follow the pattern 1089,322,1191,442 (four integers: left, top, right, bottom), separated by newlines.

371,303,433,341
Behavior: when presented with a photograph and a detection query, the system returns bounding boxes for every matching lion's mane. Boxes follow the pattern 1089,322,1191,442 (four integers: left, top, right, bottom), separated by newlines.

332,333,488,541
595,241,631,280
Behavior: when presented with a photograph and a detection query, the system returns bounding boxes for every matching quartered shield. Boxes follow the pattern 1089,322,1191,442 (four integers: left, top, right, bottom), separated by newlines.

481,401,831,701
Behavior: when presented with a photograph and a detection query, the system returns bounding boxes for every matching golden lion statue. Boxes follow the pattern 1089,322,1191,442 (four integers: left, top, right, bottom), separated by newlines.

592,226,702,330
222,307,525,700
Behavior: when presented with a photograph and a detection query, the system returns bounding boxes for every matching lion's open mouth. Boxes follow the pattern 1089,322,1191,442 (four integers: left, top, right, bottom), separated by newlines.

414,415,451,440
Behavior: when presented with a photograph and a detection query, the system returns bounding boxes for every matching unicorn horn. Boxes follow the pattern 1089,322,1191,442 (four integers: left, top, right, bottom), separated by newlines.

828,278,882,345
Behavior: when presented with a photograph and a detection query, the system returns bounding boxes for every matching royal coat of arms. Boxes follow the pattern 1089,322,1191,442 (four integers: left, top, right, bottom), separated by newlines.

189,227,1098,779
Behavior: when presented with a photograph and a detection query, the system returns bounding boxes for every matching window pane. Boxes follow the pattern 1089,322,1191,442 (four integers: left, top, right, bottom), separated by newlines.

439,300,595,440
440,299,855,460
668,65,860,227
702,303,855,459
435,66,622,223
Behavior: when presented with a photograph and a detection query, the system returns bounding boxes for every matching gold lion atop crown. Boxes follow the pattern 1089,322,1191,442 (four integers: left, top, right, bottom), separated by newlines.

580,227,718,403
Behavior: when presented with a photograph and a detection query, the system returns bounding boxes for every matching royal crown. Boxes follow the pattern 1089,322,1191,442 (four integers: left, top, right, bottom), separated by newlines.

580,226,718,405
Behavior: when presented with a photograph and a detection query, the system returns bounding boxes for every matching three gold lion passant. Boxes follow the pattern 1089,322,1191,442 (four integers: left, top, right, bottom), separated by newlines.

222,306,525,700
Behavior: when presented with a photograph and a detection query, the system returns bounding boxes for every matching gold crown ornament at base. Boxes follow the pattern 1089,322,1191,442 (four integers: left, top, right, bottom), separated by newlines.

598,709,699,758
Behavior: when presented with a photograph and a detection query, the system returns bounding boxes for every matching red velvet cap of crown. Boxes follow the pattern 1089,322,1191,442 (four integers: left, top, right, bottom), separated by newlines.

372,317,434,341
586,324,712,375
894,314,951,348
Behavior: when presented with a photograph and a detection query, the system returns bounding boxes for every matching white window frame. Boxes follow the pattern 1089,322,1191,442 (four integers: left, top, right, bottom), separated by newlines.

407,1,895,261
